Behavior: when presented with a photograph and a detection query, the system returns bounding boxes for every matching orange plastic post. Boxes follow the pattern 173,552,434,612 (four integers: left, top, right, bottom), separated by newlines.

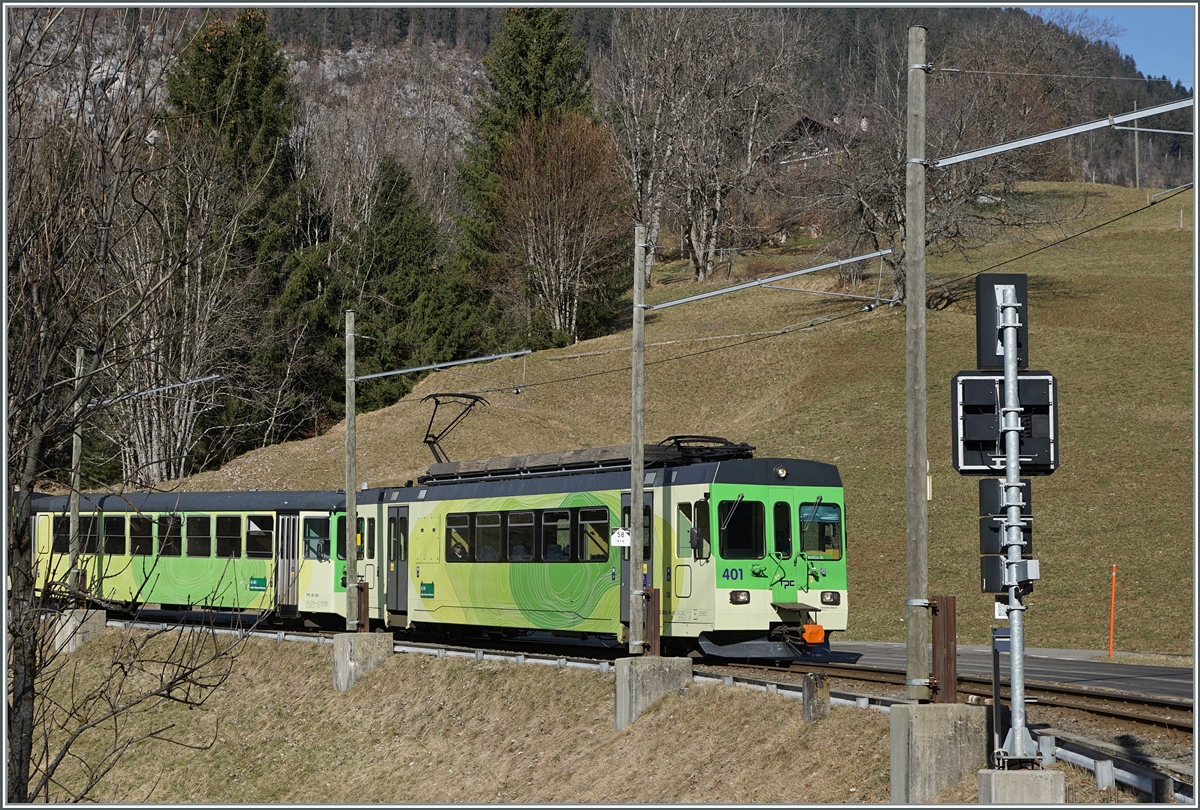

1108,564,1117,657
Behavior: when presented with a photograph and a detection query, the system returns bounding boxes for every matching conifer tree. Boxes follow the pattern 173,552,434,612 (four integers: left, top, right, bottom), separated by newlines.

455,8,594,344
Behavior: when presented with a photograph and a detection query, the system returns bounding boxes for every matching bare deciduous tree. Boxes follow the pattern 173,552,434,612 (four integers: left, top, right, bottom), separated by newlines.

492,112,630,340
779,10,1123,300
600,9,814,283
7,9,249,802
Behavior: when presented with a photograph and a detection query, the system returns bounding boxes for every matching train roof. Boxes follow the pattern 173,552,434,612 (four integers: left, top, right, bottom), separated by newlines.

365,455,841,505
31,490,345,514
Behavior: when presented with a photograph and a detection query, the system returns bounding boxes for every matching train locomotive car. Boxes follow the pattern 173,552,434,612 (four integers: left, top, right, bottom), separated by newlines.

32,438,848,658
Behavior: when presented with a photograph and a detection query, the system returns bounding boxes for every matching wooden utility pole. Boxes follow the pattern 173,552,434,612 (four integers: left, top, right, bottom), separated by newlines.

904,25,932,703
629,225,646,655
345,310,358,631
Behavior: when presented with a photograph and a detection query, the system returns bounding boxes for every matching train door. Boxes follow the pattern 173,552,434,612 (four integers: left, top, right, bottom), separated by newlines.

386,506,409,613
275,513,300,617
619,492,654,625
298,511,339,616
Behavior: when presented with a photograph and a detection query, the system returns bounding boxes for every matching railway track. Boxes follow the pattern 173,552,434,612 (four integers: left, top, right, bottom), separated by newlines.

108,611,1192,732
726,659,1194,733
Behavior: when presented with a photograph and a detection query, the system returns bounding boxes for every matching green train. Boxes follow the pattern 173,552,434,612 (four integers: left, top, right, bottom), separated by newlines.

33,438,848,657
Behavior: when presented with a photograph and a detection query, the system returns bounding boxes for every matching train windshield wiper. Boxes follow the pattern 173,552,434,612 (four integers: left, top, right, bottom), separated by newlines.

719,493,744,532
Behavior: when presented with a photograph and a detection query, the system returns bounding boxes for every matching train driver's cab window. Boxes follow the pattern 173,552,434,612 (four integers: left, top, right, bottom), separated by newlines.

158,515,182,557
718,498,764,560
773,501,792,558
579,508,609,562
799,502,843,561
303,517,330,559
246,515,273,558
186,516,212,558
104,516,126,556
447,514,471,562
130,517,153,556
507,512,534,562
476,513,501,561
542,510,571,561
216,516,242,558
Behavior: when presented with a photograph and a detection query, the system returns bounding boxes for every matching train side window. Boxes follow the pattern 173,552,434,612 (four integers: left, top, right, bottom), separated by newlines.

476,513,501,561
579,508,609,562
336,516,346,560
693,501,711,560
675,503,693,557
246,515,273,558
303,517,330,559
718,499,764,560
157,515,182,557
799,502,843,561
49,516,97,554
81,517,98,554
447,514,471,562
103,516,126,555
186,516,212,558
52,517,70,554
130,517,153,556
216,516,241,558
541,510,571,562
507,512,534,561
773,502,792,558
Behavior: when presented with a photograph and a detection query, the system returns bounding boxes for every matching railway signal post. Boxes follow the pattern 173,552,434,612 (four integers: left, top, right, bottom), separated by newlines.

952,274,1059,769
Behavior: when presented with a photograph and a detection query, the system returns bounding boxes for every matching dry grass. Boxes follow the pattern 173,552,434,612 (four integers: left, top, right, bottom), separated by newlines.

182,181,1193,655
61,630,895,804
55,628,1175,804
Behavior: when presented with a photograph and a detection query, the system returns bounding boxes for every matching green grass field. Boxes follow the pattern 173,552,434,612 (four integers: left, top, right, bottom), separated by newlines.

188,181,1194,654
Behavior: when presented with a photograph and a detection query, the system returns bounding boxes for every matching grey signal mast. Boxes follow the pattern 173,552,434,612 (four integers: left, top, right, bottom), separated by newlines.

952,274,1059,768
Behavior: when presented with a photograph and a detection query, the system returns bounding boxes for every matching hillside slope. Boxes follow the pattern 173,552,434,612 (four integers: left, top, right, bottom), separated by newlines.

186,182,1194,654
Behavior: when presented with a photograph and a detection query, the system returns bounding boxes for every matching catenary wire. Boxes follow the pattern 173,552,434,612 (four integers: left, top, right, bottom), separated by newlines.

934,67,1193,86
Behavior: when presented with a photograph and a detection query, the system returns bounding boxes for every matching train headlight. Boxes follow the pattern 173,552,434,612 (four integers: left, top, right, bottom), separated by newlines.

774,465,788,480
820,591,841,606
729,590,750,605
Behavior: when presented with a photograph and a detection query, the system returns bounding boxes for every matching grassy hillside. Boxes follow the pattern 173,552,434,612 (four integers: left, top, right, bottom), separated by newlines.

50,629,1132,804
186,182,1194,654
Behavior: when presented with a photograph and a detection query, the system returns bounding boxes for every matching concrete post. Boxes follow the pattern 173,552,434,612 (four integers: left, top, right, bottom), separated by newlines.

890,703,989,803
629,225,647,655
904,24,932,703
332,632,391,692
978,769,1066,803
802,672,830,722
345,310,358,631
53,609,105,654
614,656,691,731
